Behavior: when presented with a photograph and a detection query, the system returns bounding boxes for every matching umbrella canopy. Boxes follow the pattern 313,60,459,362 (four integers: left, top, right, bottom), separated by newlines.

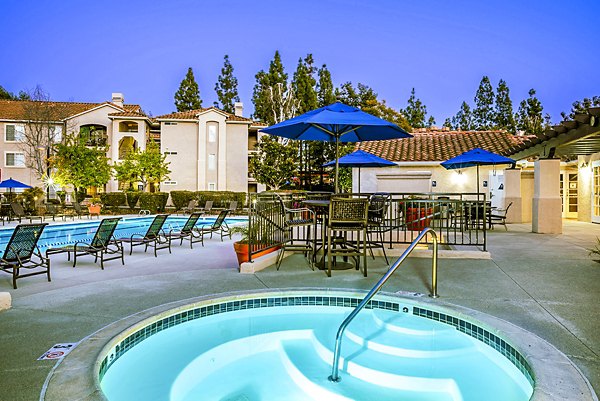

323,149,396,192
0,178,32,189
441,148,515,193
261,102,411,192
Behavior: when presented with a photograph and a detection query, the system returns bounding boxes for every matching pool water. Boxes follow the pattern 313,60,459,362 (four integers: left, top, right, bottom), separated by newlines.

100,305,533,401
0,215,246,251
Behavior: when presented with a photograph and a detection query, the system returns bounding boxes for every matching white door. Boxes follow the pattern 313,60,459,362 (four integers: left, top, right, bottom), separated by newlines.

488,172,505,209
592,161,600,223
560,171,579,219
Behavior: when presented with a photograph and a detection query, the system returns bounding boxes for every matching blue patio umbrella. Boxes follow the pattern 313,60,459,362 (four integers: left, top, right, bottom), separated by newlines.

323,149,396,192
260,102,411,192
0,177,32,202
441,148,515,193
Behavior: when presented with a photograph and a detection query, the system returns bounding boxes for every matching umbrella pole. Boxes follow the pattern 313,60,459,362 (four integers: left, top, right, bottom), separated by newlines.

477,165,480,196
335,138,339,193
358,167,361,193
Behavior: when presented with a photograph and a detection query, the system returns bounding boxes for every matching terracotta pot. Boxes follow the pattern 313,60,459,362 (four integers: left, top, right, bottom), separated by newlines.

233,242,280,265
88,205,101,215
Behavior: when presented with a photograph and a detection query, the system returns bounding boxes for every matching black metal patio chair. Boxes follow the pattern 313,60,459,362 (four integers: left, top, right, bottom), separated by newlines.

10,202,44,223
166,212,204,248
274,194,315,270
120,214,171,257
46,217,124,269
196,210,232,241
0,223,50,289
366,192,391,264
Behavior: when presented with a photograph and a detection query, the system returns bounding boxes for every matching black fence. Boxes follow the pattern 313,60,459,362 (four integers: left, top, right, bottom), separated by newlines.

247,192,489,261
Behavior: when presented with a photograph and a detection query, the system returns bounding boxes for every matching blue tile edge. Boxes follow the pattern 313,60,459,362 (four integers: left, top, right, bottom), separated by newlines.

98,296,534,388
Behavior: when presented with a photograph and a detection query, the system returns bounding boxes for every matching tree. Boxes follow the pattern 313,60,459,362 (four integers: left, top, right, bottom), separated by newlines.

249,135,297,190
18,86,73,182
317,64,336,107
515,89,549,135
402,88,435,128
292,54,318,114
472,76,495,130
214,55,240,114
174,67,202,112
494,79,515,132
114,141,170,191
561,96,600,120
251,50,288,124
53,132,112,199
0,85,30,100
451,101,474,130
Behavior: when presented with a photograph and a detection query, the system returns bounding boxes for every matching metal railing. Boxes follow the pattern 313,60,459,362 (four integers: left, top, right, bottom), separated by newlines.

248,194,286,262
328,227,439,383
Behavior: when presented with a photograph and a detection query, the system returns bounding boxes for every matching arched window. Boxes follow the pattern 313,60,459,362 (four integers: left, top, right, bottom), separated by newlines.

119,121,139,133
79,124,107,146
119,136,138,160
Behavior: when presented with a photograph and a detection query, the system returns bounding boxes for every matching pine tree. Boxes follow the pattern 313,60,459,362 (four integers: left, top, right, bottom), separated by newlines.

472,76,495,130
443,118,453,129
174,67,202,112
402,88,434,129
561,96,600,120
292,54,318,114
515,89,547,135
451,101,474,130
214,55,240,114
494,79,515,132
251,50,288,124
317,65,336,107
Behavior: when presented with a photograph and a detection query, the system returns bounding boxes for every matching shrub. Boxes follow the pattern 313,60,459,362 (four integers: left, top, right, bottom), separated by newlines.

139,192,169,213
100,192,127,208
195,191,246,209
170,190,195,211
55,191,66,204
126,191,142,210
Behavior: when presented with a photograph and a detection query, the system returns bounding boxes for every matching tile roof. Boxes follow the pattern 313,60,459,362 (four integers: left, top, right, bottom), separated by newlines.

108,111,149,118
0,99,142,121
357,129,535,162
156,106,252,122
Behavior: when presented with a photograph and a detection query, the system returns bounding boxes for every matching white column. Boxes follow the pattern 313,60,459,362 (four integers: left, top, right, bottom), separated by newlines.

532,158,562,233
504,168,522,223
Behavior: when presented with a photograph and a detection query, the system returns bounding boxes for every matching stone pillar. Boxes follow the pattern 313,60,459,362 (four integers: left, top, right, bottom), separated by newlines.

532,158,562,234
504,168,522,223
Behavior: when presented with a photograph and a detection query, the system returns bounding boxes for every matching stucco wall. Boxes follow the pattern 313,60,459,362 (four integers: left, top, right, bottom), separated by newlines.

521,170,534,223
225,123,250,192
160,121,198,191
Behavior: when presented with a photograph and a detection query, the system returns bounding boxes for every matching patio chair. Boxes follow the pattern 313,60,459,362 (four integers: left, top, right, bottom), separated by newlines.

196,210,232,241
166,212,204,248
366,192,391,264
197,200,213,215
120,214,171,257
11,202,44,223
46,217,124,269
45,203,74,222
327,197,369,278
0,223,50,289
72,202,91,219
274,194,315,270
227,201,238,215
182,200,197,215
490,202,513,231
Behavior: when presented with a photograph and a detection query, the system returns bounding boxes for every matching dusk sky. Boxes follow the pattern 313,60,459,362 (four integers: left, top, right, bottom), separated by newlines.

2,0,599,124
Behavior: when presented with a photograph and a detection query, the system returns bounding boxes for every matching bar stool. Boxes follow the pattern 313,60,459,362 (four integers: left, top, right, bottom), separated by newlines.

275,194,316,270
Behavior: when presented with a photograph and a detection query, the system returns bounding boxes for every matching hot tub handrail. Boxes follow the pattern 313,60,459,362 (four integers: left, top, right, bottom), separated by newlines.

329,227,439,383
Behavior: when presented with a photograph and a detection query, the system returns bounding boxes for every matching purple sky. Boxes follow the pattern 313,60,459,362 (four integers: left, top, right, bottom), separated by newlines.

2,0,599,124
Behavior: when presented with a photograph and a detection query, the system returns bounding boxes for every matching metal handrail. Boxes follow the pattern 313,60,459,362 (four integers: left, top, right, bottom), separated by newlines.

328,227,439,382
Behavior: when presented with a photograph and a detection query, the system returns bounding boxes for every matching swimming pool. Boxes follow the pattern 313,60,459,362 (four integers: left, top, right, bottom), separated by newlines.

0,215,246,251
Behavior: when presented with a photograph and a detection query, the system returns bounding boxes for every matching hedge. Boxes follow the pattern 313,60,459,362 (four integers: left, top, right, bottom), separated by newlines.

100,193,127,207
194,191,246,210
170,190,196,211
139,192,169,213
126,191,142,210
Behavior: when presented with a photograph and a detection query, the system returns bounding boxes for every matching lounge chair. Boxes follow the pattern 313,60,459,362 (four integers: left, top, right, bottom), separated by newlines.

227,201,238,215
0,223,50,289
46,217,124,269
197,210,232,241
166,212,204,248
45,204,74,221
490,202,513,230
72,202,91,219
197,200,213,215
182,200,198,215
120,214,171,257
11,202,44,223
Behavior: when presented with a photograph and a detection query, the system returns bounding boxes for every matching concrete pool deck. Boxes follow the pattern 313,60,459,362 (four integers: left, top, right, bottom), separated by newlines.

0,219,598,400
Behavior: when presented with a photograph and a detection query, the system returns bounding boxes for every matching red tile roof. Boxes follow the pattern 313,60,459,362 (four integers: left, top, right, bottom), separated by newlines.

357,130,535,162
0,99,142,120
108,111,149,118
156,106,252,122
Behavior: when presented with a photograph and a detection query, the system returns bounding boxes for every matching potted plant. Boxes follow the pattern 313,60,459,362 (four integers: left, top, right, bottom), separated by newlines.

230,224,280,265
87,197,102,215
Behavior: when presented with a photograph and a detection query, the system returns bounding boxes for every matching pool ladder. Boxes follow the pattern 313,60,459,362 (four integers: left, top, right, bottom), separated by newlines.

329,227,439,382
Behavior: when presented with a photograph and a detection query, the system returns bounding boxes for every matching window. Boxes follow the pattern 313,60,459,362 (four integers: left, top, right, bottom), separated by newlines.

51,125,63,143
5,124,25,142
208,154,217,170
164,122,178,126
163,181,178,185
164,151,178,155
208,123,217,143
119,121,139,133
208,183,216,191
5,152,25,167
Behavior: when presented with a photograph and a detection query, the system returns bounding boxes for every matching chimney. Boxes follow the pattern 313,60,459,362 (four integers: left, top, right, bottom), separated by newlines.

234,102,243,117
111,93,124,108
